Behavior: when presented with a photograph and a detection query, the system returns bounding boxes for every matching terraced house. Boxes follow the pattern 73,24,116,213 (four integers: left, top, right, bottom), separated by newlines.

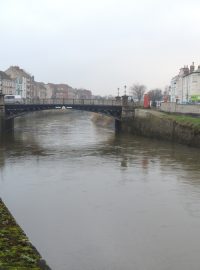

170,62,200,103
0,71,15,95
5,66,34,99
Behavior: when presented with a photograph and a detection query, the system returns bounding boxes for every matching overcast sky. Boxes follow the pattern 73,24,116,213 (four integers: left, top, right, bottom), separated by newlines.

1,0,200,95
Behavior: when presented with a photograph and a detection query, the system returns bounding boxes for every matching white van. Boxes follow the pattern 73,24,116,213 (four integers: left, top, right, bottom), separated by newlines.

4,95,23,104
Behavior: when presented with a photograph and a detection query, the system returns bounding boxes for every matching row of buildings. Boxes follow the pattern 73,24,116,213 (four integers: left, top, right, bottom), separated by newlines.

0,66,92,100
170,62,200,103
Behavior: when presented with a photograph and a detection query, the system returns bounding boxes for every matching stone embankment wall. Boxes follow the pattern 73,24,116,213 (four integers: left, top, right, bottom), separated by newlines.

0,198,51,269
161,102,200,114
121,109,200,147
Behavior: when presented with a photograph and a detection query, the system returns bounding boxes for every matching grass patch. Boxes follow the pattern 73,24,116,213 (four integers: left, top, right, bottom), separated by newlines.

162,113,200,129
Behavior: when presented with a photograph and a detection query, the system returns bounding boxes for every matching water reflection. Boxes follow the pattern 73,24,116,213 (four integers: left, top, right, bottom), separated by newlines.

1,111,200,185
0,128,46,169
1,111,200,270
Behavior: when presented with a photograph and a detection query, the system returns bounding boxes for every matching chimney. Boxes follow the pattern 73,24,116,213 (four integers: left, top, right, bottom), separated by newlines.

190,62,195,73
183,65,189,75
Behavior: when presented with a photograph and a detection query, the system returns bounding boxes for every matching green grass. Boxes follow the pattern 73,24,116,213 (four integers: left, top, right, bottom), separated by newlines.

0,199,42,269
162,113,200,130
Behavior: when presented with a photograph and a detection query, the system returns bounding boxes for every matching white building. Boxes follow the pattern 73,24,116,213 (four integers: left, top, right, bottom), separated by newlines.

170,63,200,103
170,75,179,102
5,66,34,99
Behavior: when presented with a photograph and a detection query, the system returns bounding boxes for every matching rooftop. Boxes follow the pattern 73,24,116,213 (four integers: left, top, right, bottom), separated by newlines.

0,71,12,80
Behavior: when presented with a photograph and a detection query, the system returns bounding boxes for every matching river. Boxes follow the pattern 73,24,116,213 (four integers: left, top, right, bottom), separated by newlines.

1,110,200,270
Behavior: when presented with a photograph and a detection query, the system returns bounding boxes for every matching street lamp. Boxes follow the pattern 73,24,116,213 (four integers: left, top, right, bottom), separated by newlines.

117,88,120,97
124,85,127,96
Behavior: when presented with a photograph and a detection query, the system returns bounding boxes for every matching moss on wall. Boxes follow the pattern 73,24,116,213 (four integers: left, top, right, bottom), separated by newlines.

0,199,50,269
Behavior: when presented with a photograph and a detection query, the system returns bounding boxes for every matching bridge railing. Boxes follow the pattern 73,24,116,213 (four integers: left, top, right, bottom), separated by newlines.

8,98,123,106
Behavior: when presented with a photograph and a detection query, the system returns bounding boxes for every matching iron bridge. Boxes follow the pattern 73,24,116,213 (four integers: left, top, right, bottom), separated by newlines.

5,99,123,120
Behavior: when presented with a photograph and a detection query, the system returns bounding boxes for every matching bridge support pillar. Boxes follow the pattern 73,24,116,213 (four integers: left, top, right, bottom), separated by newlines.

0,116,14,139
5,118,14,132
115,119,121,132
0,94,5,138
115,96,121,102
0,94,5,113
0,113,5,138
122,106,135,119
0,95,14,138
122,95,128,106
121,95,135,118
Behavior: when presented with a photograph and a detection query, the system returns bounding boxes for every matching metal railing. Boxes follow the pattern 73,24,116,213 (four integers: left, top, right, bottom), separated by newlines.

5,98,123,106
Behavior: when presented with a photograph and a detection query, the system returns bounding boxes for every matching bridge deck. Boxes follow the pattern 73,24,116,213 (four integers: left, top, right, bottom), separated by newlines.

5,98,122,106
4,99,125,120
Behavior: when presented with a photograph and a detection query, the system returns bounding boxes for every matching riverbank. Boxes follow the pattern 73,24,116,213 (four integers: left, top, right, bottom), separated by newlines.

0,198,51,269
91,113,114,128
121,109,200,147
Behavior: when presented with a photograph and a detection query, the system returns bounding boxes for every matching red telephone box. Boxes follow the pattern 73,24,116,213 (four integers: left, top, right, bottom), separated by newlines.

143,94,150,108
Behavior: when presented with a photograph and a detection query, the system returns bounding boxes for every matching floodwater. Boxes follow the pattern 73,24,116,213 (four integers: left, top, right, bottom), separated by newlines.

1,111,200,270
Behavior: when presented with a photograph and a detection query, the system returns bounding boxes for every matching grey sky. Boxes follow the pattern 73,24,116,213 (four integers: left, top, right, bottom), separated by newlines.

1,0,200,95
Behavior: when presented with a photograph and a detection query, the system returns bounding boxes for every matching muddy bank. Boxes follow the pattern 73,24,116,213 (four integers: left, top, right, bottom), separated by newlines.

91,113,115,128
121,109,200,147
0,198,51,269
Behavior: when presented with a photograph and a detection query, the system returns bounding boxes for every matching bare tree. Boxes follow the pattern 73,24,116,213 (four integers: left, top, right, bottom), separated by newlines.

147,88,163,106
130,83,146,102
163,85,170,96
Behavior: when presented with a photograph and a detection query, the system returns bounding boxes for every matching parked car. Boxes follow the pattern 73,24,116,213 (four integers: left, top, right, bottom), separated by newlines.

4,95,23,104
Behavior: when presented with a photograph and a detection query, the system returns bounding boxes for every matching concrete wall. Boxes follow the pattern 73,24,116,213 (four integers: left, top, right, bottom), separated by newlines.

161,102,200,114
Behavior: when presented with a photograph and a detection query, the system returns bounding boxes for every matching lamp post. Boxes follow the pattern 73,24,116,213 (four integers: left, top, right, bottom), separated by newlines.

124,85,127,96
122,85,128,106
115,88,121,102
186,76,189,102
0,75,2,95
